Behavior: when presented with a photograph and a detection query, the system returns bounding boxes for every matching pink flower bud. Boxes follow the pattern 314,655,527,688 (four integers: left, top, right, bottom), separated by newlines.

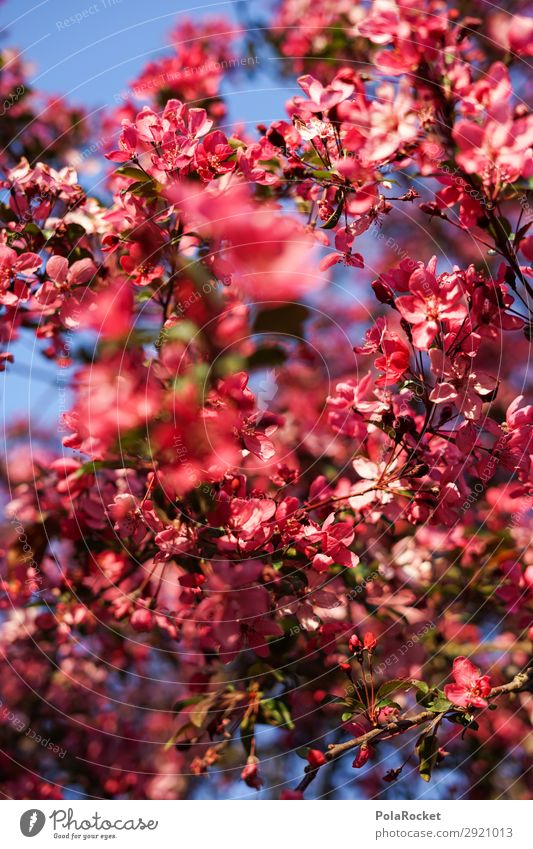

307,749,327,768
130,608,154,633
349,634,362,653
241,757,263,789
363,632,377,652
352,743,373,768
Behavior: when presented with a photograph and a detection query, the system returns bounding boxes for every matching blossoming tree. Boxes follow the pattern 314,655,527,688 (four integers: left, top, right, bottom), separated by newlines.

0,0,532,800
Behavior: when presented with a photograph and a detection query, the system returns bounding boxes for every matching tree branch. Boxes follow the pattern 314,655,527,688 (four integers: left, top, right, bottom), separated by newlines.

295,665,533,794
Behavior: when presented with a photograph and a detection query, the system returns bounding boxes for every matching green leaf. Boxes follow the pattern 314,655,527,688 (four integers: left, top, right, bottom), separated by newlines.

321,190,344,229
446,712,467,726
488,216,512,244
376,679,409,699
344,698,367,715
515,221,532,244
23,222,43,238
415,732,439,782
190,693,218,728
253,304,309,337
172,696,203,713
73,460,109,478
161,320,198,345
376,679,429,700
228,138,247,151
163,736,176,752
240,711,256,757
261,697,295,729
341,711,353,722
375,699,402,710
163,722,195,751
246,346,287,370
312,169,335,180
394,488,414,498
295,746,310,759
277,700,295,730
0,205,16,223
247,661,284,682
429,697,452,713
115,166,152,182
66,222,87,241
129,180,157,198
136,289,156,302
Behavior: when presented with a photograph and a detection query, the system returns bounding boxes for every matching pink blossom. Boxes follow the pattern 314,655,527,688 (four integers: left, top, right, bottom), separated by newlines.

0,245,41,306
396,257,467,349
195,130,235,181
444,657,491,709
302,512,359,571
295,73,354,113
429,349,498,420
373,331,410,386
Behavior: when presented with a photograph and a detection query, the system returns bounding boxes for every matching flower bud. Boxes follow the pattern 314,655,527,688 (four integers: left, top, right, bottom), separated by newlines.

280,789,303,799
348,634,362,654
371,278,395,305
352,743,372,768
241,756,263,789
130,607,154,633
307,749,327,768
363,631,377,652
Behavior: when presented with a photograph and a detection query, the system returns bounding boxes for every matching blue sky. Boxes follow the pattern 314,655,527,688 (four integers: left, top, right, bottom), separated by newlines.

0,0,292,427
1,0,287,124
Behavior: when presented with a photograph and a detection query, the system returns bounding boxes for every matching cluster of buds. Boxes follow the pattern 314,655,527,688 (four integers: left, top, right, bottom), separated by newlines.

348,631,377,659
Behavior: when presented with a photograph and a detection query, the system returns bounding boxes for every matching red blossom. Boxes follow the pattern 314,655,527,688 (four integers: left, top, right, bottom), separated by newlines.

444,657,492,709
